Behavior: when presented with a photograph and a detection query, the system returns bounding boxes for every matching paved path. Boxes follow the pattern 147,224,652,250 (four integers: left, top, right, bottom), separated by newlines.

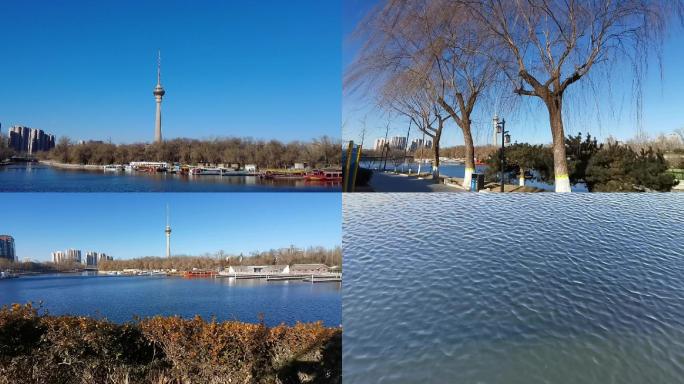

368,172,465,192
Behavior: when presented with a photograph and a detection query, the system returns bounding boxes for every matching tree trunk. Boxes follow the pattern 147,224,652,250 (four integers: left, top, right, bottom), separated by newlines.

461,120,475,191
432,129,442,180
545,96,571,192
432,143,440,179
519,167,525,187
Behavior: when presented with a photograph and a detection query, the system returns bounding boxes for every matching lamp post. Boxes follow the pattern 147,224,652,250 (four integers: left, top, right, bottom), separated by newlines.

493,116,510,192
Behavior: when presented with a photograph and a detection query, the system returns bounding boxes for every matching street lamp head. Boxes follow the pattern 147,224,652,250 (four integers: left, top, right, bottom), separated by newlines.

504,134,511,144
496,125,502,134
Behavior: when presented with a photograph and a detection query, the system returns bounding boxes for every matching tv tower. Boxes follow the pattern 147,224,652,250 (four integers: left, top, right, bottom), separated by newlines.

153,50,166,143
165,204,172,258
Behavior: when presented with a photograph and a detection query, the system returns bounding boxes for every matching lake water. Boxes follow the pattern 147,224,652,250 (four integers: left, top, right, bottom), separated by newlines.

0,164,339,192
365,162,588,191
0,274,341,326
343,193,684,383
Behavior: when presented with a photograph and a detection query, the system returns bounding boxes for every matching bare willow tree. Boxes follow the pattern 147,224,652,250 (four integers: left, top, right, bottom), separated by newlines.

383,70,451,176
465,0,682,192
426,0,500,189
347,0,497,186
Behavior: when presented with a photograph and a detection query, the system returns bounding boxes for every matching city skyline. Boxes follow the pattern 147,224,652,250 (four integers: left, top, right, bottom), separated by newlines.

3,193,341,262
0,0,341,143
342,0,684,148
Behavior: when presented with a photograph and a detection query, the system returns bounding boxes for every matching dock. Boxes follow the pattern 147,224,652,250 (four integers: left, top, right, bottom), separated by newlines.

214,273,342,283
301,275,342,283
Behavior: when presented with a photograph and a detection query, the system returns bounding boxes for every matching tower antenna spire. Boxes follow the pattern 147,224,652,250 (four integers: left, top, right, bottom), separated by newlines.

157,50,161,85
165,203,172,258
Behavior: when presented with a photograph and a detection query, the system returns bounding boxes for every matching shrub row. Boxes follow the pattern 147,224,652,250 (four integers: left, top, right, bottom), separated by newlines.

0,304,341,384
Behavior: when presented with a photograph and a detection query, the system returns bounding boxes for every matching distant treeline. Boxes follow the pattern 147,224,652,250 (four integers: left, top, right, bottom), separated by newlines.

0,304,341,384
98,246,342,271
37,136,341,168
0,259,77,273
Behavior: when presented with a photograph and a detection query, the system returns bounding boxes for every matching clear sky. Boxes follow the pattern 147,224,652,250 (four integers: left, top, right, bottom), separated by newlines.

342,0,684,148
0,0,340,144
2,193,341,262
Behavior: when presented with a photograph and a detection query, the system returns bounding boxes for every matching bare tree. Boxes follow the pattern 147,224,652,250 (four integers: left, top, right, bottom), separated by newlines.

347,0,498,188
465,0,682,192
426,0,500,189
383,70,451,177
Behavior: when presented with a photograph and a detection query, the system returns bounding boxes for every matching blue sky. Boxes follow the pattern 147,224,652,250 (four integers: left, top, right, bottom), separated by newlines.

2,193,341,261
343,0,684,147
0,0,340,144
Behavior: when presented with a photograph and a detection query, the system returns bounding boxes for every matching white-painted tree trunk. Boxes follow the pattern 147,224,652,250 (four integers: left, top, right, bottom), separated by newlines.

519,168,525,187
463,167,474,191
555,175,571,192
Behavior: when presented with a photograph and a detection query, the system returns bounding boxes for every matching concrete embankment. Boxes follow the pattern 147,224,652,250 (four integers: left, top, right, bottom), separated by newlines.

39,160,102,171
368,171,546,192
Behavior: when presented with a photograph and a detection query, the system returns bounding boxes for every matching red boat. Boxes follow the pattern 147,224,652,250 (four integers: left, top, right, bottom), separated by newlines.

304,169,343,182
183,270,216,278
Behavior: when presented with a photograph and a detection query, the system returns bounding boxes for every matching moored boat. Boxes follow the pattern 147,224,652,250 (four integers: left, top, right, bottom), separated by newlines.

0,271,18,279
103,164,124,172
304,169,342,182
183,270,216,278
260,171,306,180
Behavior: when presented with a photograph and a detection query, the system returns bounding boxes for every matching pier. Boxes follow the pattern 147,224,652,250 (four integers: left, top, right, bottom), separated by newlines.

215,273,342,283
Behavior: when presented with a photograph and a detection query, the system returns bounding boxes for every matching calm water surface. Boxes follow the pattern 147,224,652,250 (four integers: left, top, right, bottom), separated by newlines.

0,164,339,192
0,274,341,326
343,193,684,383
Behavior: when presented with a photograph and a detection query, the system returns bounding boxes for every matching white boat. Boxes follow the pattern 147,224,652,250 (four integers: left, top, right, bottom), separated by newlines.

103,164,124,172
190,167,250,176
199,167,223,175
0,271,18,279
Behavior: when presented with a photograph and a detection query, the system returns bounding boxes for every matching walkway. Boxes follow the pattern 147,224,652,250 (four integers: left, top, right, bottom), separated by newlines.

368,172,465,192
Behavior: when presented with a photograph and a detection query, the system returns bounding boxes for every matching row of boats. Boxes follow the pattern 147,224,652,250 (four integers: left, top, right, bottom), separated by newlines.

0,271,18,279
182,270,342,282
103,163,343,182
261,169,342,182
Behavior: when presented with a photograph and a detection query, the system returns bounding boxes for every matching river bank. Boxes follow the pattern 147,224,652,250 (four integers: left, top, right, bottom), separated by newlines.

0,303,341,384
367,171,547,192
38,160,103,171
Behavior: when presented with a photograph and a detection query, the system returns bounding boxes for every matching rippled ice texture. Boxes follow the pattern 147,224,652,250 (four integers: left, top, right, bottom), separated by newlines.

343,194,684,384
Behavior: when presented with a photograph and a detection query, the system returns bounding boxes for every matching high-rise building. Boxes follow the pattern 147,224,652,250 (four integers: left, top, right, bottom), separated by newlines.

66,249,81,263
52,249,81,263
410,138,433,151
97,253,113,264
85,251,98,266
7,126,55,154
0,235,16,262
153,50,166,143
374,138,388,151
53,249,111,265
51,251,65,263
389,136,408,150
